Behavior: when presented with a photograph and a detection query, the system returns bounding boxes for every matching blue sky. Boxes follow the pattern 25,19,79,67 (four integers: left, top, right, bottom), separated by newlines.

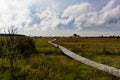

0,0,120,36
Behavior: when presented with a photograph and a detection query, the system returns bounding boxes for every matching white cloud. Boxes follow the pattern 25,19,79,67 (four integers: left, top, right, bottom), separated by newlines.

0,0,61,35
0,0,38,33
0,0,120,36
61,0,120,30
61,2,93,18
35,8,61,31
102,0,115,12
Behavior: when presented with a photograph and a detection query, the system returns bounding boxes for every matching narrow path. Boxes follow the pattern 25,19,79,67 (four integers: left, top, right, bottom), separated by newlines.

48,39,120,77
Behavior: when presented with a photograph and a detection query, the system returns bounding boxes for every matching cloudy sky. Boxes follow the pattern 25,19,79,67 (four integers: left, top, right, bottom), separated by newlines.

0,0,120,36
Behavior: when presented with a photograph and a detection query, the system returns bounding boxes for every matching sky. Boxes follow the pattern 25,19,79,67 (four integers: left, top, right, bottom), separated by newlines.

0,0,120,36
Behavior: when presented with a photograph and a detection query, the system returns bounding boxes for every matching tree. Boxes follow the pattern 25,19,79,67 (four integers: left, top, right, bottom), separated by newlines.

73,33,80,38
73,34,77,37
15,37,37,57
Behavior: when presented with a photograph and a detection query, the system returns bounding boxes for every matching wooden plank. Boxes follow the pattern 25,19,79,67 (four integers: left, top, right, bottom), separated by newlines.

49,40,120,77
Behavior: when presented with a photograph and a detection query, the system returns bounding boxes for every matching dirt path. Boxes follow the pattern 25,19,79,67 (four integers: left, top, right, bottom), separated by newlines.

48,39,120,77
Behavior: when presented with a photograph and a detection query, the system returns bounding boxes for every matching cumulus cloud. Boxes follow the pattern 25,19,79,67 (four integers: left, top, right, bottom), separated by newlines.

0,0,60,35
60,2,93,29
102,0,115,12
61,0,120,30
34,8,60,31
61,2,93,18
0,0,37,33
0,0,120,36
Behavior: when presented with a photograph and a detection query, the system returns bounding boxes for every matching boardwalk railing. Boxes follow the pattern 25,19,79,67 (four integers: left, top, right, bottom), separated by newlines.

48,39,120,77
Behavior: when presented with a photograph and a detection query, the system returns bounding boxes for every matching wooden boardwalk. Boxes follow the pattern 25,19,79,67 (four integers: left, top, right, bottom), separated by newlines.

48,39,120,77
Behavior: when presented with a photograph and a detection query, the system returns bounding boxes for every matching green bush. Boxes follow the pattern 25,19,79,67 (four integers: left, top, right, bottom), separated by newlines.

0,36,37,58
15,37,37,57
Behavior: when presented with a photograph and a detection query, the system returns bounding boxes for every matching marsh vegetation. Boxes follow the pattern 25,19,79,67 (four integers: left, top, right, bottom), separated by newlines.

0,37,120,80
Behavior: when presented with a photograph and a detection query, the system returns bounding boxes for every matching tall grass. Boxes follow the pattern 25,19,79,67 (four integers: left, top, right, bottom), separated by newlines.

0,37,119,80
55,37,120,69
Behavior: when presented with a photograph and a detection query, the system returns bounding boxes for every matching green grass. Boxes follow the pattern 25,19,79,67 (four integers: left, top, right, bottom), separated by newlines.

0,37,120,80
55,37,120,69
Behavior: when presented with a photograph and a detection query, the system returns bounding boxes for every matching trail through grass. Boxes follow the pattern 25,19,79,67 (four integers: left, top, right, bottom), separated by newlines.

0,38,119,80
55,37,120,69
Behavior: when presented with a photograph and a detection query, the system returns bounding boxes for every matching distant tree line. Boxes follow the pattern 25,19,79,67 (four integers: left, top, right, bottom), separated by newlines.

100,35,120,38
69,34,120,38
0,34,26,37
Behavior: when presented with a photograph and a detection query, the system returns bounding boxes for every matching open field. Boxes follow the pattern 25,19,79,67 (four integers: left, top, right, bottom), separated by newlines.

0,38,120,80
55,37,120,69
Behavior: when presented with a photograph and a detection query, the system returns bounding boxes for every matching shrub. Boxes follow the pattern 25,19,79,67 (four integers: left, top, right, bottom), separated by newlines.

15,37,37,57
0,36,37,80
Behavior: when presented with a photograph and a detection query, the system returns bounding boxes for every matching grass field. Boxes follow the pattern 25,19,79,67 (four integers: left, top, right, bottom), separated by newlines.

55,37,120,69
0,37,120,80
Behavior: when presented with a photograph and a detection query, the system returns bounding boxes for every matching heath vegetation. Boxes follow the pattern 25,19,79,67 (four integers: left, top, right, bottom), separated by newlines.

0,37,120,80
